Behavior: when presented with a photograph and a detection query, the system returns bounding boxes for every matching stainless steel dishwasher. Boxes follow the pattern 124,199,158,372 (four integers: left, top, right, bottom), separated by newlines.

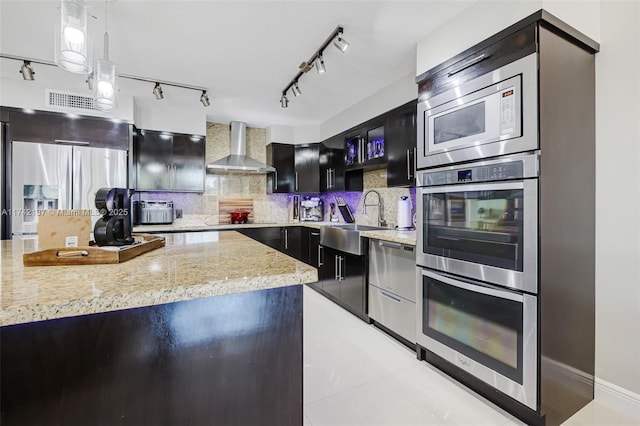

368,239,416,344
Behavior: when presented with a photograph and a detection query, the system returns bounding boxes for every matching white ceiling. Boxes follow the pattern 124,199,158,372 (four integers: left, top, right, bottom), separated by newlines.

0,0,477,128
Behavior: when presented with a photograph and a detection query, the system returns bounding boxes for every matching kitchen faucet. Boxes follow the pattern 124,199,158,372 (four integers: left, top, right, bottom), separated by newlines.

363,190,388,227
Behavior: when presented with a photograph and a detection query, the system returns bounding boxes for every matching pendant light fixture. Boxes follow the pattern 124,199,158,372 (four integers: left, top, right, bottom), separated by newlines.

94,0,118,111
56,0,91,73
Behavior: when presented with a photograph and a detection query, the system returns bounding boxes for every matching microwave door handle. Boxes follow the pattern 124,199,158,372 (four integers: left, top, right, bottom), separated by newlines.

447,54,489,77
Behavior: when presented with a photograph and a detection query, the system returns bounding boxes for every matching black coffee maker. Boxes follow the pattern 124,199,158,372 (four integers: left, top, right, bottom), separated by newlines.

93,188,134,246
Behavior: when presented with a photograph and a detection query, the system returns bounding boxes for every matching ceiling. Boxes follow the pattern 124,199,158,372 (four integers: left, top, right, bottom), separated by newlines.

0,1,477,128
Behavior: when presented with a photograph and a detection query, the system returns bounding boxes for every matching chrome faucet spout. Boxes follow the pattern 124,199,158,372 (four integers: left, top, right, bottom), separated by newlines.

362,190,387,227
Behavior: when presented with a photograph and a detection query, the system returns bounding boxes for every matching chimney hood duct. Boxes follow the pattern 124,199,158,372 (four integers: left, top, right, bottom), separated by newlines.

206,121,276,174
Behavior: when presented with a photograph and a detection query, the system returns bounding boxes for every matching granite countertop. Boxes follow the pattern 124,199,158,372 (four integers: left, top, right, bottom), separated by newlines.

134,220,417,245
1,231,317,327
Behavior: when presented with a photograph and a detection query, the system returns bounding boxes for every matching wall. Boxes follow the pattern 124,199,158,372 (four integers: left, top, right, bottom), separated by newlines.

415,0,640,413
593,0,640,412
133,101,206,136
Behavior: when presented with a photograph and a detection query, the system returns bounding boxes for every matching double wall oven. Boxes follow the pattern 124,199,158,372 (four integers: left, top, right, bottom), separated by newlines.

415,52,540,411
416,153,539,410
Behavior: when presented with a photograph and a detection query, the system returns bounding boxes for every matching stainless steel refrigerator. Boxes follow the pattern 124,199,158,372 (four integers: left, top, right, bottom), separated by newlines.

11,141,127,236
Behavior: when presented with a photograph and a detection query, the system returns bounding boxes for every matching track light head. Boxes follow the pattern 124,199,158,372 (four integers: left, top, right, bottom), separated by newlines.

314,54,326,74
333,33,350,53
280,94,289,108
20,60,35,80
86,71,94,90
153,82,164,100
200,90,210,107
291,82,301,97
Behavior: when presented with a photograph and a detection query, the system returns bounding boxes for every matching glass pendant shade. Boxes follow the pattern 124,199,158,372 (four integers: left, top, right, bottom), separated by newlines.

56,0,90,73
94,58,117,111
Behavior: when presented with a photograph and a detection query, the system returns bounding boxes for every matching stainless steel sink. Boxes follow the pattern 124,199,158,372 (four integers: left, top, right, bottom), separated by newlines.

320,224,387,255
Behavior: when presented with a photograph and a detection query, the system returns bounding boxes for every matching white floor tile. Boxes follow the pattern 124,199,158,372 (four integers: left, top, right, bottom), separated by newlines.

562,400,640,425
302,286,633,426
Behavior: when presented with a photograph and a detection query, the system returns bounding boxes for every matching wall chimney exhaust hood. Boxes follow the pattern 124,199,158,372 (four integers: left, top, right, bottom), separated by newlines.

206,121,275,174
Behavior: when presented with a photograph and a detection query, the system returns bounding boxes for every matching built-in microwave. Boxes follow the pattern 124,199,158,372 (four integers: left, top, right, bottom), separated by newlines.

417,53,538,169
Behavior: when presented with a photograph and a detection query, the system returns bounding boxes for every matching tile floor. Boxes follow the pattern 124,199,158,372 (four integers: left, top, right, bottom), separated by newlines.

302,285,639,426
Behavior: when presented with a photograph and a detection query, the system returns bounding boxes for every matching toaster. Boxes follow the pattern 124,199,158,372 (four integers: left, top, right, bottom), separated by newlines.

138,200,175,224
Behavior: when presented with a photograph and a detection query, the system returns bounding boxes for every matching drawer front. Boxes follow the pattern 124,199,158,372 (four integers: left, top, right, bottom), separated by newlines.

368,285,416,343
369,240,416,301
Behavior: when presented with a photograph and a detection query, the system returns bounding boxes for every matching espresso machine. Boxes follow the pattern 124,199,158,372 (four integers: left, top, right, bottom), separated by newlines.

300,197,324,222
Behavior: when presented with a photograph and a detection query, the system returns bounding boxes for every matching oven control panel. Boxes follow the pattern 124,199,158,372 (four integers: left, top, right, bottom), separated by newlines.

421,161,525,186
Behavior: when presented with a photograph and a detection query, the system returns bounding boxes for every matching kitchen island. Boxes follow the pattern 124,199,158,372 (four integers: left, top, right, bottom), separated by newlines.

0,231,316,426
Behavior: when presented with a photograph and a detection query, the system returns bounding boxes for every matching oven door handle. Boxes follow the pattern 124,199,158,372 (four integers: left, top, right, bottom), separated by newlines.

421,269,523,302
420,181,524,193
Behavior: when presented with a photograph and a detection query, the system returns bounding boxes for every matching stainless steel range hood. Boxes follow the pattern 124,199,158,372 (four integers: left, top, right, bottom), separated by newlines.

206,121,275,174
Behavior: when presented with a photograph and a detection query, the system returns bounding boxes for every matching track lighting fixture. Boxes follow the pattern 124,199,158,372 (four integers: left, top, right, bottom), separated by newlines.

333,30,350,53
314,54,326,74
20,60,35,80
200,90,210,107
86,71,94,90
291,82,301,97
153,82,164,100
2,53,213,107
280,25,348,108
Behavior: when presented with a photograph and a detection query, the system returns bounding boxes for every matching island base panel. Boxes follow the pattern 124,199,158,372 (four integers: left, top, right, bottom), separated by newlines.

1,285,303,426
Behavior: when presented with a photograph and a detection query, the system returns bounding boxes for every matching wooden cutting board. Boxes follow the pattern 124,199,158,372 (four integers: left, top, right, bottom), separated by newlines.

219,198,254,224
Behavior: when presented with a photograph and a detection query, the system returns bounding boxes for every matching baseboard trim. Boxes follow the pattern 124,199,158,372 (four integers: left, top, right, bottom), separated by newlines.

595,377,640,420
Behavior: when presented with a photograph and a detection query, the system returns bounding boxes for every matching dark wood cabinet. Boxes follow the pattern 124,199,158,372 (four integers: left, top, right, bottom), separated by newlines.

281,226,302,260
320,136,345,192
386,100,417,187
294,144,320,193
134,129,205,192
237,226,282,250
316,245,368,321
6,109,130,149
306,228,321,268
266,143,295,193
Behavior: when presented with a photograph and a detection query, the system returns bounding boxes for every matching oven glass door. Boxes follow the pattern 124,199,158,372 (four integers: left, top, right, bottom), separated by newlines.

418,268,537,409
424,272,523,383
424,182,523,270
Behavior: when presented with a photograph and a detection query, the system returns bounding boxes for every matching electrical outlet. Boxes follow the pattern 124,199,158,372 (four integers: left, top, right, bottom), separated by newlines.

175,209,183,219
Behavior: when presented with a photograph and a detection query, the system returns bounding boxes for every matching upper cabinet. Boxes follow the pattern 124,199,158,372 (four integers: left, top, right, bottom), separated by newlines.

386,100,417,187
5,108,130,150
267,143,295,194
294,144,320,193
344,118,387,171
320,135,345,192
134,129,205,192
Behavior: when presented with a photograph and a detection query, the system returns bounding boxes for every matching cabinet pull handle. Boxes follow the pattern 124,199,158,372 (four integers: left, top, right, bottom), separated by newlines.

447,54,489,77
274,170,278,190
412,147,417,180
326,169,330,190
318,245,323,266
54,139,90,146
380,241,402,249
284,228,288,249
406,149,411,181
311,232,320,236
295,172,298,191
379,290,402,304
331,168,335,188
335,254,339,280
339,256,345,280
